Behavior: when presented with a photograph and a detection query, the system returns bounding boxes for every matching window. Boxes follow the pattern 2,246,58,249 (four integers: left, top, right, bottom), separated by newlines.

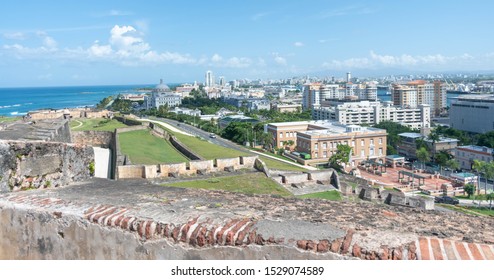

379,138,382,144
279,132,283,138
323,151,327,158
314,143,318,150
361,139,365,146
379,148,383,155
352,140,355,147
369,148,374,156
314,152,318,158
370,139,374,145
323,142,327,149
361,150,365,157
289,132,293,137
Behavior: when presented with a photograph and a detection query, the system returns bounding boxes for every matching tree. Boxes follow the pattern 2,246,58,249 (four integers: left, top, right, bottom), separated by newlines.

283,140,294,150
258,132,273,151
464,183,476,198
328,144,352,172
472,160,485,196
427,130,441,161
482,161,494,196
416,147,430,169
445,158,460,171
487,192,494,210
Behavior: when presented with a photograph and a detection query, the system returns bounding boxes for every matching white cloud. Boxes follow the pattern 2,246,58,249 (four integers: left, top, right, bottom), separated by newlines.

272,53,287,65
88,41,112,57
109,25,150,55
109,10,133,16
251,12,269,21
43,36,58,50
3,32,26,40
318,5,376,19
211,53,223,63
208,53,251,68
322,51,486,70
294,42,304,47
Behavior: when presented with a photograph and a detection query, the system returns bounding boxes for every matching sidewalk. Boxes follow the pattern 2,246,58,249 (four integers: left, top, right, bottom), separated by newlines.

250,150,317,171
137,118,193,136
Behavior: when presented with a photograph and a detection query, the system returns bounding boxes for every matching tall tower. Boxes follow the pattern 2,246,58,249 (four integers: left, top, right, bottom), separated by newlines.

346,72,352,83
205,70,214,87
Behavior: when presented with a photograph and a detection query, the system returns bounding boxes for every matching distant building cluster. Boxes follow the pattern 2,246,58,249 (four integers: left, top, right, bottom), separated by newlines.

302,81,378,110
312,100,430,129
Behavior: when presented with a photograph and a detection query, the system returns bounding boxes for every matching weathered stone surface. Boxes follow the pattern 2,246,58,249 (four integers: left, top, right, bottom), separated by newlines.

1,178,494,260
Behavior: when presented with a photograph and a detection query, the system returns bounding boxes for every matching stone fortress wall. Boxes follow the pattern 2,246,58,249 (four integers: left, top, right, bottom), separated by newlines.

0,140,94,192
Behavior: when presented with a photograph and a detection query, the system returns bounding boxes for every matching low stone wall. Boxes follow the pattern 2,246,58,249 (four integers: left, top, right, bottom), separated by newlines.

117,156,260,179
117,165,145,179
169,136,204,161
71,131,114,148
0,140,94,192
114,116,142,126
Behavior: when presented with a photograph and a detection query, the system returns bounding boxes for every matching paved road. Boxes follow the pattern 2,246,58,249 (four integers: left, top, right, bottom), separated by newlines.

146,116,252,153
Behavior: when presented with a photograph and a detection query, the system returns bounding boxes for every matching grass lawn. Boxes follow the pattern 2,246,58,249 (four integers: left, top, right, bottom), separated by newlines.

258,156,307,172
297,190,342,201
172,132,248,160
455,194,489,200
118,129,188,164
156,123,307,171
164,173,292,197
0,116,21,123
437,204,494,217
70,118,128,131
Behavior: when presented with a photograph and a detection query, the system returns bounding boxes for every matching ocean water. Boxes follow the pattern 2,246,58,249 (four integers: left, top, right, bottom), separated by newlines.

0,84,155,116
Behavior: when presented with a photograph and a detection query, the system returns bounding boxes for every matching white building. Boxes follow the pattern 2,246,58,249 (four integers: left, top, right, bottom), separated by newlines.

455,145,494,170
144,80,182,110
449,95,494,133
205,70,214,87
312,100,430,129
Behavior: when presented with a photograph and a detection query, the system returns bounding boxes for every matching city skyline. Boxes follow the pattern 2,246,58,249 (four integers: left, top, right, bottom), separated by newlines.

1,0,494,87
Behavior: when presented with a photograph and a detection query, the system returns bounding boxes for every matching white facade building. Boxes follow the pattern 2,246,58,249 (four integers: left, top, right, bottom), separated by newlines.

312,101,430,129
144,80,182,109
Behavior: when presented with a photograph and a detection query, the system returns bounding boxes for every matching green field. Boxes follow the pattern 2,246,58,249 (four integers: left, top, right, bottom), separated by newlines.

258,155,307,172
0,116,21,124
164,173,292,196
154,122,308,171
297,190,342,201
173,133,248,159
437,204,494,217
118,129,188,164
70,118,128,131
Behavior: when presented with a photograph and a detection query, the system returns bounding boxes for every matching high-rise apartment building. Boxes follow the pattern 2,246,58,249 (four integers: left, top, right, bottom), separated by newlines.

391,80,446,116
205,70,215,87
302,83,322,110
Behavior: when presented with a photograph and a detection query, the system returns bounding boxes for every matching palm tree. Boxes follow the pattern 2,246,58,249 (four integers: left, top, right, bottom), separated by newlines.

427,130,441,162
416,147,429,170
483,161,494,196
472,160,485,196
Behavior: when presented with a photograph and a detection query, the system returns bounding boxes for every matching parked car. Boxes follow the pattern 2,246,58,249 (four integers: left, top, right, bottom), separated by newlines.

209,133,216,138
434,196,459,205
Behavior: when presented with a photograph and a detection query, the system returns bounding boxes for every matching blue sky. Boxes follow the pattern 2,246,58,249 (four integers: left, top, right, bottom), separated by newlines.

1,0,494,87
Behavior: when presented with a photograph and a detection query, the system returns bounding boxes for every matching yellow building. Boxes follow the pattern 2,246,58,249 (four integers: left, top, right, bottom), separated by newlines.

265,121,387,166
